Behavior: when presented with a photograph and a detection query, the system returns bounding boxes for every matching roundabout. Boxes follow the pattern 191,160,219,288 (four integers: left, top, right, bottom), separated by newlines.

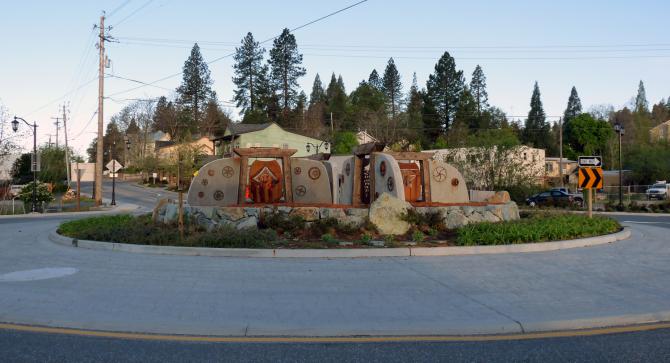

0,186,669,339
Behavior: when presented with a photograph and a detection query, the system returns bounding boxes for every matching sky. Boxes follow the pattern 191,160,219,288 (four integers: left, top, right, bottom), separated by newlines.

1,0,669,156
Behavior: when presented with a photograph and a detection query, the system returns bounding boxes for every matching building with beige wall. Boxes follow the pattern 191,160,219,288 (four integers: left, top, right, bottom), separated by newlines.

650,120,670,142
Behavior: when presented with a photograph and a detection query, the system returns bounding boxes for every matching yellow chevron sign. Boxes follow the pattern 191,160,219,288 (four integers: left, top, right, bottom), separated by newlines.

579,167,603,189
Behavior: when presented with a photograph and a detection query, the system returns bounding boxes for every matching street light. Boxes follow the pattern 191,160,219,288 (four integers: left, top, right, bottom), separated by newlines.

11,116,38,213
614,123,625,210
306,141,330,154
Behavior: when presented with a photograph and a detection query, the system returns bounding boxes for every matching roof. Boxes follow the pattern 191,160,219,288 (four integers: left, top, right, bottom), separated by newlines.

545,157,576,163
155,140,175,149
227,122,272,135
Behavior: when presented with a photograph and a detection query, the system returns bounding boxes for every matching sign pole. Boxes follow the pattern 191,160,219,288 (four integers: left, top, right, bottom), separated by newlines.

587,188,592,218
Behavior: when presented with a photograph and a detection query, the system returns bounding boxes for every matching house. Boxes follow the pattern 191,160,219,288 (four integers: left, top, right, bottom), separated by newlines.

356,130,378,145
155,135,215,160
0,154,19,182
426,146,546,188
545,157,578,185
650,120,670,142
212,122,328,158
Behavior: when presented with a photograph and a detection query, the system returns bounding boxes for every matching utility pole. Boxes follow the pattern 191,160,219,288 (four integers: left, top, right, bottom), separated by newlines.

95,12,111,206
51,115,61,148
63,104,71,187
558,117,564,188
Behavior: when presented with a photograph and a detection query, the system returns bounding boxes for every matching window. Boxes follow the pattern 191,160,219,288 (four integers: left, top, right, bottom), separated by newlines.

282,143,289,149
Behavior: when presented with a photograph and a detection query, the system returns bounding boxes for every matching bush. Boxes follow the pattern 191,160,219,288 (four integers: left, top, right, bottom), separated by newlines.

19,182,54,205
260,212,305,235
58,214,277,248
456,213,620,246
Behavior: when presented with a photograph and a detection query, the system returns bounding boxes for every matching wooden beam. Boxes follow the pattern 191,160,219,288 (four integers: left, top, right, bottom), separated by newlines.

282,156,293,202
237,156,249,204
233,147,297,158
385,151,435,161
420,160,432,203
352,157,362,205
369,154,377,202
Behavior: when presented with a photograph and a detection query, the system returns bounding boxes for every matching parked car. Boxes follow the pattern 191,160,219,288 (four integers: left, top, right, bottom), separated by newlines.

526,190,584,208
645,182,669,200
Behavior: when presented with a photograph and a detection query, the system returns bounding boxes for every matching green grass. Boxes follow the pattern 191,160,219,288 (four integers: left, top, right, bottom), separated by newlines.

58,214,277,248
456,213,621,246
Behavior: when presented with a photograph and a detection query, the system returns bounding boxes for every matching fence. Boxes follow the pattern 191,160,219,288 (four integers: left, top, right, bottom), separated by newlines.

597,185,667,205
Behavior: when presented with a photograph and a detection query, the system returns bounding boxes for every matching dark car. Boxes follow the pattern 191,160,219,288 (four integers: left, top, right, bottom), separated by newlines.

526,190,584,208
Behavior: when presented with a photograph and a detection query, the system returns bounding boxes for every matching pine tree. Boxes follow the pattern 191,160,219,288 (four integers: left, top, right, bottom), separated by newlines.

309,74,325,105
382,58,403,118
326,73,347,129
232,32,266,114
469,65,488,116
635,80,649,113
563,86,582,123
152,96,178,137
453,87,479,132
368,69,383,91
406,73,423,131
176,43,214,134
426,51,465,133
522,81,551,149
268,28,306,114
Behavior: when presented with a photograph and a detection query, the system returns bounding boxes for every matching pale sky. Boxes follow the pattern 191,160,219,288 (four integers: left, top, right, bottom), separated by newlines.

1,0,669,156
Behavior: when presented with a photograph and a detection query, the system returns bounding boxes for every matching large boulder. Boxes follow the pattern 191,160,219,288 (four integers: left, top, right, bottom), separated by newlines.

484,191,511,204
217,207,246,221
368,193,411,235
164,204,178,223
290,207,320,221
236,216,258,230
152,198,170,223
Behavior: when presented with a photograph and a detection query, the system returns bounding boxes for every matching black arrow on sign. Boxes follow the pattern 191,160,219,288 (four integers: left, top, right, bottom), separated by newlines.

580,168,603,189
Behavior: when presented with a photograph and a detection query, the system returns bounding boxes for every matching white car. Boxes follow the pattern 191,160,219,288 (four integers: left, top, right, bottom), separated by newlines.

646,182,670,200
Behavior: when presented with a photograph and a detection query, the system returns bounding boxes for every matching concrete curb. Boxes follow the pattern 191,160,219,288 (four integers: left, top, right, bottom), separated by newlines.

49,228,631,258
2,310,669,338
0,203,141,220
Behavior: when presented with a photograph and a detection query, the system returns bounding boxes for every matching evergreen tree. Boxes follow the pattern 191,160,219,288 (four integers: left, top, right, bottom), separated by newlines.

453,87,478,132
176,43,214,133
201,98,231,136
406,73,424,136
326,73,348,128
232,32,266,114
152,96,178,137
426,51,465,133
522,82,551,149
382,58,403,118
635,80,649,113
421,91,441,145
368,69,383,91
563,86,582,124
309,74,325,105
268,28,306,113
469,65,488,116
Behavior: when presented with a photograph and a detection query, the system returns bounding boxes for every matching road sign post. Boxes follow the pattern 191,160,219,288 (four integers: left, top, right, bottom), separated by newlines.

578,156,603,218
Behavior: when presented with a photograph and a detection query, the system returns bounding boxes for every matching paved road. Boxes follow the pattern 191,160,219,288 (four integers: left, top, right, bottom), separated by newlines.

2,326,670,362
1,185,669,360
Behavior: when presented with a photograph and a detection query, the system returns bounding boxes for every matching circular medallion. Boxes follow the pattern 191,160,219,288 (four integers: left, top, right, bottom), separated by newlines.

222,166,234,178
213,190,224,201
294,167,302,175
451,178,460,186
345,162,351,176
201,178,209,186
387,176,394,191
433,166,447,182
197,191,204,198
207,169,215,177
308,167,321,180
380,161,387,177
295,185,307,196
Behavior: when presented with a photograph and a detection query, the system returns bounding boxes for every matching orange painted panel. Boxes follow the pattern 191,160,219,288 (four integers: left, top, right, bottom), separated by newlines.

249,160,283,203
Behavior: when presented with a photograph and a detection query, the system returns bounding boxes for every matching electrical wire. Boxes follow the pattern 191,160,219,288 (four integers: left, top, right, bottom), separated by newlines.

111,0,155,28
107,0,134,18
107,0,369,98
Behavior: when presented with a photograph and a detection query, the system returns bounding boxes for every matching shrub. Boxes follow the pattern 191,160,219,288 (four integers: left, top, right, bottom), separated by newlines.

19,182,54,205
321,233,337,245
456,213,620,246
260,212,305,235
412,230,425,242
360,233,372,244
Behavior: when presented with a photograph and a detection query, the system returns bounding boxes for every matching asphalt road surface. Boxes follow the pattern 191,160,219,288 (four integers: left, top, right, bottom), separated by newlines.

1,325,670,362
1,181,669,362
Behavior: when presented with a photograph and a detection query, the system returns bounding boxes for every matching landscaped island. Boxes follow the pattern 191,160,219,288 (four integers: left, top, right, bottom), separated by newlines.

58,211,620,249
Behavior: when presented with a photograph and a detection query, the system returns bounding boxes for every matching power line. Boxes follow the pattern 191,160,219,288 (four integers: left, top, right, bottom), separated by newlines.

26,76,99,117
107,0,369,98
111,0,155,28
107,0,134,18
